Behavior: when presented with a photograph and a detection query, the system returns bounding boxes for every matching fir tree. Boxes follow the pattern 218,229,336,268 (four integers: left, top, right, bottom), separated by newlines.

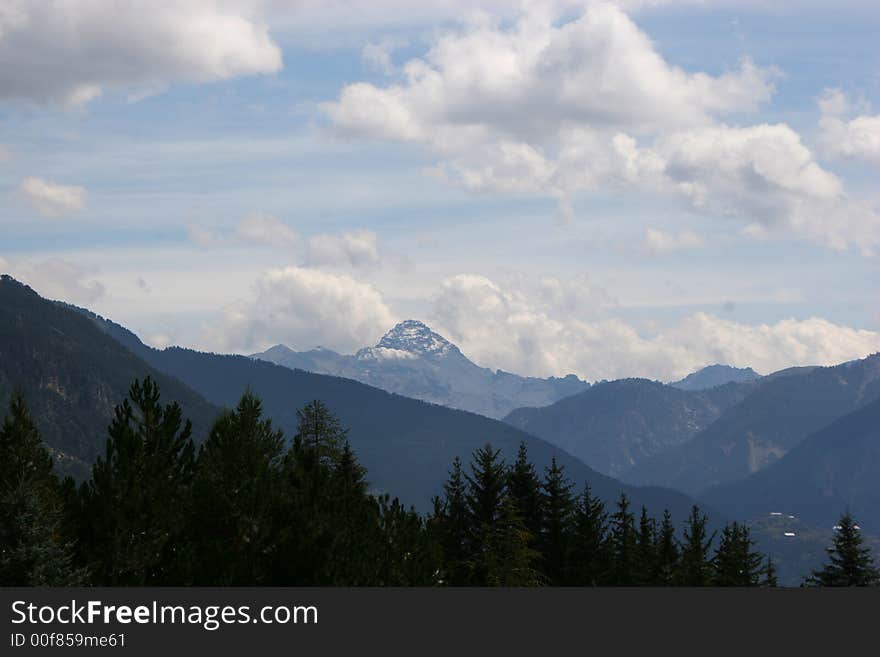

476,495,541,586
608,494,638,585
677,505,714,586
432,457,471,585
274,401,375,585
373,495,441,586
464,444,509,585
635,507,657,585
807,513,879,587
190,391,285,585
507,442,543,547
763,555,778,587
465,444,507,529
712,522,764,586
569,484,608,586
654,510,679,586
0,393,53,486
540,458,575,585
80,378,196,585
0,394,85,586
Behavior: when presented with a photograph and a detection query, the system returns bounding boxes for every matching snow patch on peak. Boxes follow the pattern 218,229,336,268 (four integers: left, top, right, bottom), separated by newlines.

373,320,459,357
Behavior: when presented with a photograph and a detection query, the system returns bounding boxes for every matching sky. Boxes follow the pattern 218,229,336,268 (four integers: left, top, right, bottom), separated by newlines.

2,0,880,382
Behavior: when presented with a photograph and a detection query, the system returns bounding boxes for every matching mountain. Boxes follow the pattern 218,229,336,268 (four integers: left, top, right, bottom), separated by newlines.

624,353,880,494
504,378,749,477
0,275,219,479
671,364,760,391
251,320,590,419
71,305,708,521
702,396,880,532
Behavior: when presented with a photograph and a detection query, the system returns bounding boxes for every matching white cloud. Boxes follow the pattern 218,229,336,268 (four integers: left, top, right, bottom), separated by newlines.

190,214,298,247
209,266,396,353
817,89,880,167
6,257,105,304
324,4,880,253
325,4,773,139
362,38,408,75
0,0,282,106
18,177,87,216
642,228,704,255
305,230,381,269
431,273,880,381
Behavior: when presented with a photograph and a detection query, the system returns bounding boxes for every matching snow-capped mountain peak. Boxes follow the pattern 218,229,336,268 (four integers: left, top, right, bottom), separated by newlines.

365,320,459,359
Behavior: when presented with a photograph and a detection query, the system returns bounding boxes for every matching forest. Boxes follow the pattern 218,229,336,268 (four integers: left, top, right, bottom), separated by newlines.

1,377,876,587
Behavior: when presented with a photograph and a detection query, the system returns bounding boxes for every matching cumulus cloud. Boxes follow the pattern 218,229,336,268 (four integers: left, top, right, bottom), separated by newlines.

6,258,105,304
324,4,880,252
209,266,396,353
325,4,772,139
817,89,880,167
305,230,381,269
18,177,87,216
430,273,880,381
0,0,282,106
189,214,298,247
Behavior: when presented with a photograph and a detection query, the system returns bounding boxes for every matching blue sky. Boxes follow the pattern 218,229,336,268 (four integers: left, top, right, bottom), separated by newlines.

1,0,879,381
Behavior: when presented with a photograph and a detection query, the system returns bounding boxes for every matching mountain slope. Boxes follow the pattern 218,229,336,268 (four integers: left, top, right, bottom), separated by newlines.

251,320,589,419
671,364,760,391
504,378,749,477
83,310,709,520
0,276,220,478
702,396,880,532
624,353,880,494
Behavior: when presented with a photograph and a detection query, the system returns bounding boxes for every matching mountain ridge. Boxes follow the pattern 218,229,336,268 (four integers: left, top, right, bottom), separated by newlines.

251,320,590,419
671,364,761,391
624,352,880,494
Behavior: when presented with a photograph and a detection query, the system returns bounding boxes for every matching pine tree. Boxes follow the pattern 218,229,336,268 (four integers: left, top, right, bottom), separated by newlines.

465,444,507,529
477,495,541,586
608,493,638,585
540,458,575,584
0,394,84,586
0,393,53,486
274,400,375,585
432,457,471,585
635,507,657,585
677,505,714,586
763,555,778,587
80,378,196,585
569,484,608,586
507,442,543,547
371,495,440,585
712,522,764,586
464,444,510,585
190,391,285,585
654,510,679,586
293,399,347,467
807,513,879,587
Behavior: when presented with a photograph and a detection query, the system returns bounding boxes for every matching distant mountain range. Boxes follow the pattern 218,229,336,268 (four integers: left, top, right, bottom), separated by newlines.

4,274,880,582
704,396,880,532
623,354,880,495
504,378,750,477
251,320,589,419
670,364,761,391
0,276,706,525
